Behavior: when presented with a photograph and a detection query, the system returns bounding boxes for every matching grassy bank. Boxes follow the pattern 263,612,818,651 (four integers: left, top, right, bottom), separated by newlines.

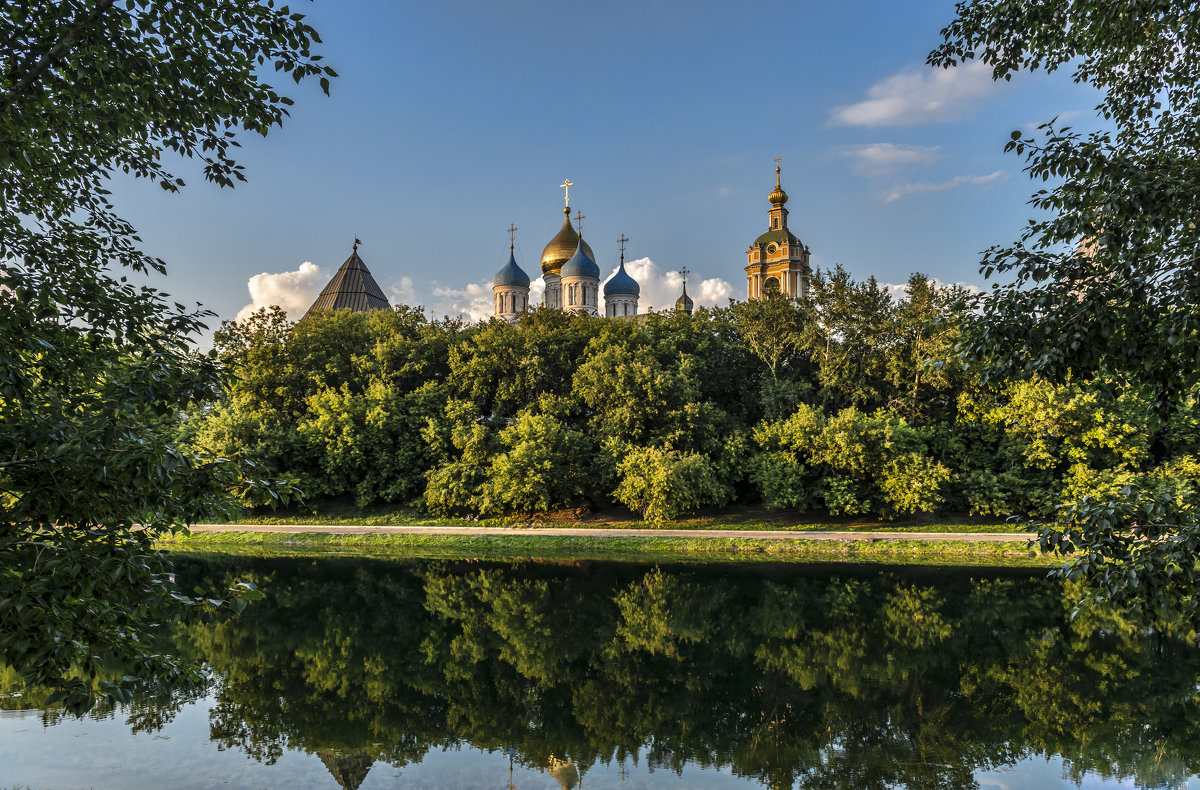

216,503,1020,534
157,530,1053,568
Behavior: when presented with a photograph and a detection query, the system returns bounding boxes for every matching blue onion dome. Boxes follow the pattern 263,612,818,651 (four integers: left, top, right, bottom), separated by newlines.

604,259,640,297
674,282,694,314
560,236,600,279
493,248,530,288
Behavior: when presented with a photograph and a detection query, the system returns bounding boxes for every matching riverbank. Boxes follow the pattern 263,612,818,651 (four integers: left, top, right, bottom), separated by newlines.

215,503,1021,534
159,525,1052,567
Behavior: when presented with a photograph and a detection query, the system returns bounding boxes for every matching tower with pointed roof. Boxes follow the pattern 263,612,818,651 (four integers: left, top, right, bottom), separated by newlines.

604,234,639,317
674,267,694,315
493,226,530,322
301,242,391,321
745,160,810,300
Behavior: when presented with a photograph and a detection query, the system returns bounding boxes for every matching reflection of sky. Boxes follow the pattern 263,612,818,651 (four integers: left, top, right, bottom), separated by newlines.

977,757,1200,790
2,698,1197,790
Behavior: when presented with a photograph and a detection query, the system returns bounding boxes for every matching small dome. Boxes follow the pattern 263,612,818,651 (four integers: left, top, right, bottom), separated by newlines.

560,236,600,279
493,248,530,288
542,207,595,275
769,164,788,206
603,260,640,297
674,282,694,314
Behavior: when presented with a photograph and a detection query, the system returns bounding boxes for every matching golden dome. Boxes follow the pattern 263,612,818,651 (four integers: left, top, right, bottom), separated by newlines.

769,164,788,206
542,207,595,275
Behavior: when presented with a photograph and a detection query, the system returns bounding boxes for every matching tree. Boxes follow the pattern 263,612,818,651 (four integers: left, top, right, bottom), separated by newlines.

929,1,1200,623
0,0,334,711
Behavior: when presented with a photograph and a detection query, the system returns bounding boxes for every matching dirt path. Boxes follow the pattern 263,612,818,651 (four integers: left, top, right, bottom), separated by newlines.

190,524,1032,542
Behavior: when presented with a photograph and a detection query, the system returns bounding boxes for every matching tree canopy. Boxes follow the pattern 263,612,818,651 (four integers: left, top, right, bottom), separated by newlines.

0,0,333,712
930,0,1200,625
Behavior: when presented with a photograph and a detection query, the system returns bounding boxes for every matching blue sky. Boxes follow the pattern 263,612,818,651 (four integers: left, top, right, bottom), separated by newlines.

108,0,1100,332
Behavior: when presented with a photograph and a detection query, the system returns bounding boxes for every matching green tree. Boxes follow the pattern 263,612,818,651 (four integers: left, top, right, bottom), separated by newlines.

613,445,729,522
0,0,333,711
930,0,1200,623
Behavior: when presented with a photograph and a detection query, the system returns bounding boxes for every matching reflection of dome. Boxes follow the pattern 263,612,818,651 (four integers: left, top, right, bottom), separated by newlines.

675,282,694,314
547,756,580,790
604,260,639,297
494,248,530,288
316,750,374,790
560,237,600,279
542,207,595,275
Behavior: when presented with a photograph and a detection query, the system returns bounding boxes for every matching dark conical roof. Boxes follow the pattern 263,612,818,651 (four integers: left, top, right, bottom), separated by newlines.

316,750,375,790
301,247,391,320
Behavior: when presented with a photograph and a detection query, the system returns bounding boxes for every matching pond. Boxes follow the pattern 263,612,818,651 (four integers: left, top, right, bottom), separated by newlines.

3,556,1200,790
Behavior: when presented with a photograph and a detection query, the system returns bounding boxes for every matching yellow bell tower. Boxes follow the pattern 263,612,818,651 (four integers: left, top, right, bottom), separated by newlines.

745,159,810,299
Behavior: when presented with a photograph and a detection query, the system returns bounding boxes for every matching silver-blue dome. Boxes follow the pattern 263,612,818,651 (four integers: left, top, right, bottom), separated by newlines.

560,237,600,279
493,249,530,288
603,260,640,297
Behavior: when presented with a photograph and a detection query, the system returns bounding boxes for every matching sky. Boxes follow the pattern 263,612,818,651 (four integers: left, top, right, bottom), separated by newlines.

106,0,1101,336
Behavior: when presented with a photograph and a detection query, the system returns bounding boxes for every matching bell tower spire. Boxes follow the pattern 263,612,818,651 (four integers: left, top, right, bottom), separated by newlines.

744,157,810,301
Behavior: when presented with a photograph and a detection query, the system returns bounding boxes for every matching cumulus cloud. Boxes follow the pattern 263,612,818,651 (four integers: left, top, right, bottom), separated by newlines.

843,143,940,176
236,261,326,323
423,257,741,323
882,277,985,300
613,257,741,312
883,170,1006,203
389,276,416,306
431,281,494,322
831,60,1001,126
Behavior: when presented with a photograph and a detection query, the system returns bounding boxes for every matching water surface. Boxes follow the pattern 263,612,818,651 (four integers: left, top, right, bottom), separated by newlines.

3,557,1199,789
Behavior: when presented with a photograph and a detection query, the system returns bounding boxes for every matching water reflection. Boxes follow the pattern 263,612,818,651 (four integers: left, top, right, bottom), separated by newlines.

4,557,1200,790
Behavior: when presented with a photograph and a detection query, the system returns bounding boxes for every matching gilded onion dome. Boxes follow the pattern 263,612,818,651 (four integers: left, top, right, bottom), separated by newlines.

542,207,595,275
560,235,600,279
768,163,788,206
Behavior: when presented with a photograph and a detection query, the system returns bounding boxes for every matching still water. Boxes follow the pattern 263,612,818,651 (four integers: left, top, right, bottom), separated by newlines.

3,556,1200,790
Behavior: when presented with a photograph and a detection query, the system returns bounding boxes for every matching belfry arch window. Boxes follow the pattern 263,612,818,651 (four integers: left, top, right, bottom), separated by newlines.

764,277,781,295
772,217,779,229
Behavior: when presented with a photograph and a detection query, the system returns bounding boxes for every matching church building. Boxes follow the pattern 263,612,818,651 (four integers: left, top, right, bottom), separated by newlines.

490,181,641,321
745,161,810,300
299,161,806,324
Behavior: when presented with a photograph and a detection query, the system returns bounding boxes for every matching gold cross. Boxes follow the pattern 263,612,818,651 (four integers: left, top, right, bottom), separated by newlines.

574,210,586,234
617,233,628,264
507,223,518,248
775,156,782,169
560,178,573,206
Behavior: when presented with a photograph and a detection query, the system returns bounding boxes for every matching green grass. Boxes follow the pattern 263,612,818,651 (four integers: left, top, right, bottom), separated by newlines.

158,530,1053,568
214,502,1023,534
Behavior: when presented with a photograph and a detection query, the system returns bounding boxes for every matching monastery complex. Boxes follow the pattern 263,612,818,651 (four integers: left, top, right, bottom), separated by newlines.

301,163,811,322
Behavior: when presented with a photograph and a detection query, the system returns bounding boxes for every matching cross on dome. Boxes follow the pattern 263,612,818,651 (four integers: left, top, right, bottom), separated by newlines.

560,178,573,206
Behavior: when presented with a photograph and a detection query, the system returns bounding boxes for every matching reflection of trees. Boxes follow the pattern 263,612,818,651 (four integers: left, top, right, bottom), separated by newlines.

132,559,1200,787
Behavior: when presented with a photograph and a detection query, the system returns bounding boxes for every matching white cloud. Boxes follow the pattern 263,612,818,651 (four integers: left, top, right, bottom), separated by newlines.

431,281,493,323
831,60,1001,126
882,277,985,300
843,143,940,176
613,257,741,312
715,186,734,198
883,170,1006,203
389,276,415,306
236,261,326,323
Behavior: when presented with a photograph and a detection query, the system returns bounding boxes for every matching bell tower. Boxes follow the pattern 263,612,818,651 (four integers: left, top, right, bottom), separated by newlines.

745,159,810,299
